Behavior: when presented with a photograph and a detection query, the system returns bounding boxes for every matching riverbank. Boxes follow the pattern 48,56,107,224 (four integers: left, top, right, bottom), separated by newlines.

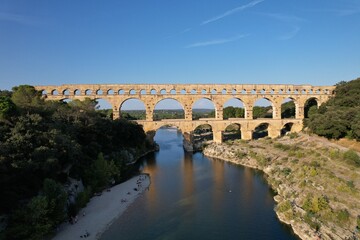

203,133,360,240
52,174,150,240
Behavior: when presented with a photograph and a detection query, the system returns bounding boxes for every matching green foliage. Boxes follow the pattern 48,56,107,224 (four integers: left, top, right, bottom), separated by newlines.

303,213,321,231
274,143,291,151
336,209,350,224
281,167,292,176
223,106,244,119
6,196,52,240
0,85,151,235
253,106,272,119
277,200,292,213
306,78,360,141
343,150,360,167
84,153,118,192
329,149,341,159
281,101,295,119
235,150,246,159
5,179,67,239
310,160,321,167
0,96,16,119
11,85,43,112
288,132,299,139
302,195,329,214
43,179,67,225
75,187,92,211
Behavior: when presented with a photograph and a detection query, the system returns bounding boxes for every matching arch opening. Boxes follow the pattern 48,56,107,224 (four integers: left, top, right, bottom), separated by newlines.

120,99,146,120
281,123,294,136
223,98,245,119
304,98,318,118
107,89,114,95
281,98,296,119
63,89,70,96
85,89,92,95
192,98,215,120
223,123,241,142
74,89,81,95
252,123,269,140
153,99,184,121
253,98,273,119
95,98,113,119
194,124,213,143
96,89,103,95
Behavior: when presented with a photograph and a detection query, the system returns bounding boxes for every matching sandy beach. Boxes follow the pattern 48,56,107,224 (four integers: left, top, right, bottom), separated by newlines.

52,174,150,240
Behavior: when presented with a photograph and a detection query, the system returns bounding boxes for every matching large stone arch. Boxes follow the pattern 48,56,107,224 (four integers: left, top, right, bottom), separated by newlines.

192,97,218,120
119,97,147,120
304,97,319,118
280,97,299,119
152,98,185,121
223,123,242,141
252,97,276,119
222,97,247,119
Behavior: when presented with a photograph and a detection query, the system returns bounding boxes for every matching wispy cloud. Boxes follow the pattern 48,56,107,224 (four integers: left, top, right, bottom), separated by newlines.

0,12,39,25
305,8,360,17
201,0,264,25
278,26,300,40
165,27,192,39
260,13,307,22
185,34,249,48
303,5,360,17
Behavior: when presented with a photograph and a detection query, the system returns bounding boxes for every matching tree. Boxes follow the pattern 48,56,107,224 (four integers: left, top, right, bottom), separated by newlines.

11,85,43,111
281,101,295,118
6,196,52,240
84,153,118,192
43,178,67,225
0,96,16,120
306,77,360,141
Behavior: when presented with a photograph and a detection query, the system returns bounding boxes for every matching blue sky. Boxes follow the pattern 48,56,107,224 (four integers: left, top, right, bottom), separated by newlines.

1,0,360,109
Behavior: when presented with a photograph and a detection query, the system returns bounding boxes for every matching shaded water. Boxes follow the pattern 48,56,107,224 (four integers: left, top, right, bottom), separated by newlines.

101,127,298,240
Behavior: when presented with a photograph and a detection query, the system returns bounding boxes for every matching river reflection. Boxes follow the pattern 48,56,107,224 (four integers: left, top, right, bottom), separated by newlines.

101,127,298,240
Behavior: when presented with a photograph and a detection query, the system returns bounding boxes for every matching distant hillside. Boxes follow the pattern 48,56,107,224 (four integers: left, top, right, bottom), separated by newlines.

305,77,360,141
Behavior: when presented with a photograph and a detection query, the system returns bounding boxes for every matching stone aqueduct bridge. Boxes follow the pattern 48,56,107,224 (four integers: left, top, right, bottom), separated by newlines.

35,84,335,144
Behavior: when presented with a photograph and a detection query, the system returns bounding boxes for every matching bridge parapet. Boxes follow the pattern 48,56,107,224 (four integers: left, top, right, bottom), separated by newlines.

35,84,335,97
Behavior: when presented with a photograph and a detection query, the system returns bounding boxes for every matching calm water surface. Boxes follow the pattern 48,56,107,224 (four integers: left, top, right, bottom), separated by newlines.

101,127,298,240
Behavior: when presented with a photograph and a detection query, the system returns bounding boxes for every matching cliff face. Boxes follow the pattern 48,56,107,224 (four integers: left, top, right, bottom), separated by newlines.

203,134,360,240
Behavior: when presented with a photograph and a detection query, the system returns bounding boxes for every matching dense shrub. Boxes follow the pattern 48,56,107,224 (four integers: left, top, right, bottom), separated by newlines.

305,78,360,141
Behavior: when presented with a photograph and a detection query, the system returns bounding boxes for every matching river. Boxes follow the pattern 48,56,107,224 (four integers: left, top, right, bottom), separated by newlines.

101,127,298,240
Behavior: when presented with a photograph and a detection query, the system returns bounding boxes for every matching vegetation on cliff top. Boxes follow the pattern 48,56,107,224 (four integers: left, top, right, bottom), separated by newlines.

0,85,152,239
